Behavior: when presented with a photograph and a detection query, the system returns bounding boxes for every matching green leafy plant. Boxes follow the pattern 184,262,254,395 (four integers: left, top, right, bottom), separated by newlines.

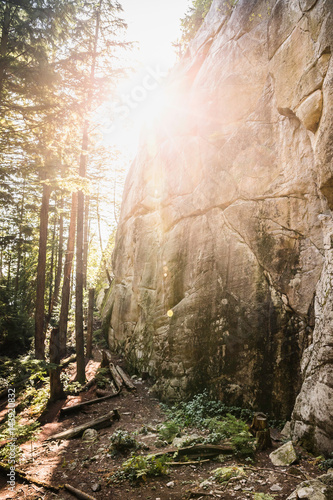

253,494,275,500
19,384,49,417
93,328,108,349
213,465,246,483
161,390,253,428
109,430,139,454
158,421,180,443
319,453,333,471
0,421,40,443
0,353,48,390
95,366,111,389
65,381,83,394
109,454,171,483
176,0,213,54
201,415,255,457
0,288,34,356
0,421,40,461
161,393,255,458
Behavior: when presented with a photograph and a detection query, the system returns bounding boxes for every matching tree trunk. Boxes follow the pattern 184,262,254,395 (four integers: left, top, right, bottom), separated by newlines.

35,181,52,360
0,2,11,100
0,242,3,281
75,1,101,383
86,288,94,358
49,193,64,320
49,327,65,402
249,412,272,451
47,209,57,321
59,192,77,358
83,195,89,289
75,124,88,384
6,253,11,288
15,177,26,299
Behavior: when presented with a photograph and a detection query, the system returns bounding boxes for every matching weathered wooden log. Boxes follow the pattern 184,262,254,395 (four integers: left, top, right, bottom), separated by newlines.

60,354,77,369
0,460,59,491
101,350,122,390
169,459,210,465
48,409,120,440
60,389,121,416
80,376,97,392
116,365,136,391
109,363,123,391
249,412,272,451
64,483,97,500
250,413,268,432
153,443,234,459
95,388,111,397
188,491,215,498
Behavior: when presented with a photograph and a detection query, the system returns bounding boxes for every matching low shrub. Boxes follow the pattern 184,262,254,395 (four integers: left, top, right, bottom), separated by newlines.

158,421,180,443
109,430,139,454
109,453,171,483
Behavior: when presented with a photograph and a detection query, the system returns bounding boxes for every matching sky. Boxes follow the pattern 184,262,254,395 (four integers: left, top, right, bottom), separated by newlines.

99,0,190,156
96,0,192,243
120,0,190,68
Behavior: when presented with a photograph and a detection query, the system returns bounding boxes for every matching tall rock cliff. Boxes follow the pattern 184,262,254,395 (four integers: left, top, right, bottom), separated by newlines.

104,0,333,454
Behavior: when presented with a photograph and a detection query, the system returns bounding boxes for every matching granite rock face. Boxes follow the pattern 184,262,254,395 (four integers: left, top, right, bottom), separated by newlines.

291,218,333,455
104,0,333,454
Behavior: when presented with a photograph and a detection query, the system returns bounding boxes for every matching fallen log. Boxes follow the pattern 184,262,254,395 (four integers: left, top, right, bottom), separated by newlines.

188,491,215,498
153,443,234,459
96,388,115,397
60,354,77,369
60,389,121,416
80,376,97,392
48,409,120,440
101,351,123,390
116,365,136,391
169,459,210,465
0,460,59,492
65,483,97,500
109,363,123,391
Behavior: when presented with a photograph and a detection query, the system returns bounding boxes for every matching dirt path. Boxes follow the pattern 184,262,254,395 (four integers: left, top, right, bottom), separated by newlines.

0,349,323,500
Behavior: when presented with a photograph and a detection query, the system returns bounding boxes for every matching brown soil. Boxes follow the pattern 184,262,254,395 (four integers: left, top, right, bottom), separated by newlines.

0,349,324,500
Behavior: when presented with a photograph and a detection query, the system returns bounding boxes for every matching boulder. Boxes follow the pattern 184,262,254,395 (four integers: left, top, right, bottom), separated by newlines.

286,471,333,500
269,441,297,466
281,421,292,439
82,428,98,442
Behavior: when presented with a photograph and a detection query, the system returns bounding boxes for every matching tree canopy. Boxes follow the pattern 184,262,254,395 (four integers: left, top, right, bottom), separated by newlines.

0,0,128,363
178,0,213,53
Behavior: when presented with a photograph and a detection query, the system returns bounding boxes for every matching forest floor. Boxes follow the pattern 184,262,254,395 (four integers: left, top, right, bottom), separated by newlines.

0,344,326,500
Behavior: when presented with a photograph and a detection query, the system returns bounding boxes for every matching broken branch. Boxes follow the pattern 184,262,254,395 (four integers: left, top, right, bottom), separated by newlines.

116,365,136,391
48,409,120,440
60,389,120,416
64,483,97,500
